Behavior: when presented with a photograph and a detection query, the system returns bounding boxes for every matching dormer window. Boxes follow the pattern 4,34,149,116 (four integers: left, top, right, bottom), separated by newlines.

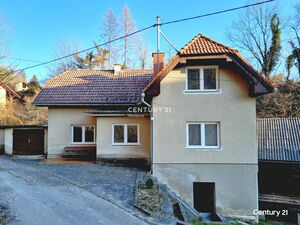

186,66,218,91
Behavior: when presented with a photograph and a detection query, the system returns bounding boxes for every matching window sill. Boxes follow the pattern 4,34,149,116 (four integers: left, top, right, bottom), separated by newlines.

111,143,141,146
184,89,222,94
186,146,222,151
70,143,96,145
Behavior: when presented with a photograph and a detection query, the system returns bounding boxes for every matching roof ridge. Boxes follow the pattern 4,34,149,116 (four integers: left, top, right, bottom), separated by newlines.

179,33,237,55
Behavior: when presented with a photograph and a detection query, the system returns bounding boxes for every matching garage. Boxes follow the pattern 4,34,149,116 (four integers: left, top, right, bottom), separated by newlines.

13,129,44,155
0,125,47,156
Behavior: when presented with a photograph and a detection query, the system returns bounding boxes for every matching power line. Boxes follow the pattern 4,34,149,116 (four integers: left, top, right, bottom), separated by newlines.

3,0,274,84
160,0,275,26
4,56,42,63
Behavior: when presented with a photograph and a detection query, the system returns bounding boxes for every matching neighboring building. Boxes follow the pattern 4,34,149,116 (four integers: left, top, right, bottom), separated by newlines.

33,34,274,220
257,118,300,224
0,80,22,104
15,82,29,92
257,118,300,196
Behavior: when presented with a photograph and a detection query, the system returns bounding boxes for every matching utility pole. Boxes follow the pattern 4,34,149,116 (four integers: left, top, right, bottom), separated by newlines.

156,16,161,73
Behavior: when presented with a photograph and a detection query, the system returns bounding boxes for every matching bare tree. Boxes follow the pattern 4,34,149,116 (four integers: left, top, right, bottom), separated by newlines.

137,38,151,69
120,4,136,68
47,38,82,78
101,9,119,69
228,1,281,78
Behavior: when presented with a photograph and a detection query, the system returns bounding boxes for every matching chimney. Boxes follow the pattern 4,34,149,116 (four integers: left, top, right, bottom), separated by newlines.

113,64,121,75
152,53,164,76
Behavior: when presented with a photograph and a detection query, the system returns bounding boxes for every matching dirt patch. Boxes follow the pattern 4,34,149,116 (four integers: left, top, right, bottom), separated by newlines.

136,179,161,212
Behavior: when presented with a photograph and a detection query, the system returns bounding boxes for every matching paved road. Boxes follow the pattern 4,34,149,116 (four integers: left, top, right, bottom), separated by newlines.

0,157,148,225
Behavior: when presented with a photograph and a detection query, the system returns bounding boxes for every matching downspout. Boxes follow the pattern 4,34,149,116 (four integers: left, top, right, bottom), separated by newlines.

141,92,153,174
141,92,151,107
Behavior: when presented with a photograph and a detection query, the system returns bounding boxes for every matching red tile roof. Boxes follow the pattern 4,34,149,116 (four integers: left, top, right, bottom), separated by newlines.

0,80,22,99
34,70,153,105
144,33,274,94
179,33,237,55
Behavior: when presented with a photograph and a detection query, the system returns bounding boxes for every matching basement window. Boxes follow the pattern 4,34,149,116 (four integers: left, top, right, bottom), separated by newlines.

186,122,220,149
71,125,95,144
112,124,139,145
186,66,218,92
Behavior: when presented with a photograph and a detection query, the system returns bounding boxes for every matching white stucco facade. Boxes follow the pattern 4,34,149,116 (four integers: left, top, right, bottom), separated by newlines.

96,116,150,160
151,65,258,220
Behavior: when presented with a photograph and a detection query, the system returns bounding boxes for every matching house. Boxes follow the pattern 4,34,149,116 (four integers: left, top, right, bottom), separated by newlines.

15,82,29,92
257,118,300,196
257,118,300,223
34,34,274,220
0,80,22,104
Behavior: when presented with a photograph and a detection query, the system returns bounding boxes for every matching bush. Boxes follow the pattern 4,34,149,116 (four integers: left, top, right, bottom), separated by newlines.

145,178,154,189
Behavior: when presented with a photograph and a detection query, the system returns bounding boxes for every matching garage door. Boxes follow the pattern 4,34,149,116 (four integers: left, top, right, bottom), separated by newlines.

13,129,44,155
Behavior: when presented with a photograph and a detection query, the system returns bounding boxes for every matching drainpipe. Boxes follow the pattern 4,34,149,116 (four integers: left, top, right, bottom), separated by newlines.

141,92,151,107
141,92,153,173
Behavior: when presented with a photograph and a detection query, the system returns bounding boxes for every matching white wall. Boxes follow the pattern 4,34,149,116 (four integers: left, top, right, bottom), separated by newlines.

152,66,257,164
4,128,13,155
47,107,96,157
0,87,6,104
96,117,150,160
151,65,258,219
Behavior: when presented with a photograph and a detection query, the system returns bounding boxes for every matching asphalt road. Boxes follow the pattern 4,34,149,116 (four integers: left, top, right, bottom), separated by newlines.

0,157,148,225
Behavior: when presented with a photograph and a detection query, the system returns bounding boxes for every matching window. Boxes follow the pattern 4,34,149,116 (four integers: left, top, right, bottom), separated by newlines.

187,122,219,148
71,125,95,144
112,124,139,145
186,66,218,91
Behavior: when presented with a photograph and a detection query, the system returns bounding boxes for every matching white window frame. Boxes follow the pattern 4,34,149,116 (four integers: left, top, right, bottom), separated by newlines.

112,124,140,145
185,66,219,92
186,122,220,149
71,125,95,145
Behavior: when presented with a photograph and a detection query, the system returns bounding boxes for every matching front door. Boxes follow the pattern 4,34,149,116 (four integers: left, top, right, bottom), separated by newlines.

13,129,44,155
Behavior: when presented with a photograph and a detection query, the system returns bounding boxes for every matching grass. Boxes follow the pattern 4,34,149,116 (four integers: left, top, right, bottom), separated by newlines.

0,208,6,225
189,221,243,225
189,219,284,225
258,220,284,225
137,180,161,212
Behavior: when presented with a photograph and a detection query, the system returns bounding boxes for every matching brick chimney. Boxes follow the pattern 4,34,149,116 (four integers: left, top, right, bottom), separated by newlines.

152,53,164,76
113,64,121,75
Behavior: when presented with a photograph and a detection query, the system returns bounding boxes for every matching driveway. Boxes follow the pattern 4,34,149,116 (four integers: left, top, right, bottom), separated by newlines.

0,157,148,225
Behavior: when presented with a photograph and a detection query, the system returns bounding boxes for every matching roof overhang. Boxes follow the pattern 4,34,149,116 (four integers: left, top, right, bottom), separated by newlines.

143,53,274,97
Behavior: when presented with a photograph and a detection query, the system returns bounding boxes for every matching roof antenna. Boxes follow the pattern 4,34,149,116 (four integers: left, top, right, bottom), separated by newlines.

156,16,161,73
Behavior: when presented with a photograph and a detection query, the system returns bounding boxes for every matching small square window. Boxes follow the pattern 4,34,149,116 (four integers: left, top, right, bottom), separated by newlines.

186,67,218,91
72,125,95,144
187,122,219,148
112,124,139,145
